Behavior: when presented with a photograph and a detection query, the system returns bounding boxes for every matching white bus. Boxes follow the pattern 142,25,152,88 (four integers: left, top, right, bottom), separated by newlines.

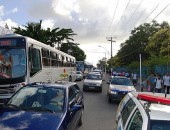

0,34,76,103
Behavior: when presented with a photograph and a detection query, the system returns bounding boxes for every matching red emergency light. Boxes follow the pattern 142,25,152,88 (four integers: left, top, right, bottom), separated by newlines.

137,93,170,105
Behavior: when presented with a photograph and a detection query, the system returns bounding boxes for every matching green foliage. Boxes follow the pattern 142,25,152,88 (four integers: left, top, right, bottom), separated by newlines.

145,28,170,57
12,20,77,47
110,21,170,68
60,42,86,61
12,20,86,61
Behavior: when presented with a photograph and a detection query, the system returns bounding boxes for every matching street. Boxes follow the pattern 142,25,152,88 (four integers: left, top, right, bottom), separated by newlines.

76,73,119,130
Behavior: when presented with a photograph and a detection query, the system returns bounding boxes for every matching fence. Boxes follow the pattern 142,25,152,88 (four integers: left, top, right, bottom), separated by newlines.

113,65,170,80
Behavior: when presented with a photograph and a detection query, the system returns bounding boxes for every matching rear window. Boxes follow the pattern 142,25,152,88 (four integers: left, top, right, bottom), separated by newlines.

86,74,102,80
150,120,170,130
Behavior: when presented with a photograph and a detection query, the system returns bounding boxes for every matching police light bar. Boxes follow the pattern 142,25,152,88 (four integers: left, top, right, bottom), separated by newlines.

137,93,170,105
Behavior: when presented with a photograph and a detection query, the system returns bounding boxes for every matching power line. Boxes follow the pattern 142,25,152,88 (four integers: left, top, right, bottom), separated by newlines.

106,0,120,37
116,0,144,40
142,3,160,23
121,0,144,30
111,0,131,36
150,4,169,23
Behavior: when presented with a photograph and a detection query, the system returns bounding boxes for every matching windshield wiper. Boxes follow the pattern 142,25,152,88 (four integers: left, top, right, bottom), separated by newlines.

29,107,54,113
5,104,28,111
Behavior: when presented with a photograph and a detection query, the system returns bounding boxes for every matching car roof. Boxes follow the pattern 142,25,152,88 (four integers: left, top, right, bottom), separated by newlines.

130,91,170,121
27,82,76,89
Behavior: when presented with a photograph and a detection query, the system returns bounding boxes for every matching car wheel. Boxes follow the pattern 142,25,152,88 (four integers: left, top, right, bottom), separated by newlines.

83,87,86,91
108,96,112,103
78,109,84,126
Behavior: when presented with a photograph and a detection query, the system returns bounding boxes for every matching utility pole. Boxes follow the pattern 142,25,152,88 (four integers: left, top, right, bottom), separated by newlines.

107,37,116,75
107,37,116,58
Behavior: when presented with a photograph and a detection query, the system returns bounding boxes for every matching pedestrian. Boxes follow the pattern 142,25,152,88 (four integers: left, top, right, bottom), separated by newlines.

147,73,156,92
163,72,170,94
154,74,163,93
132,72,137,86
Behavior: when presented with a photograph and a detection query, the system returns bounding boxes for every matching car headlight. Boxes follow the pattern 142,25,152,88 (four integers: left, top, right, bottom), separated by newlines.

110,90,117,94
96,83,101,86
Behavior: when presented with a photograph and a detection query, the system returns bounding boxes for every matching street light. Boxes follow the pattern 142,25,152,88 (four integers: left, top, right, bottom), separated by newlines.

98,45,110,73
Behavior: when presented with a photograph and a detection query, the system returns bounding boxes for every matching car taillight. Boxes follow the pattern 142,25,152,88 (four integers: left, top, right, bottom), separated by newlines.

137,93,170,105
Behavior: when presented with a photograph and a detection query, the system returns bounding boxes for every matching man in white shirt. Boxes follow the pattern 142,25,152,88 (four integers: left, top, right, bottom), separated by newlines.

163,72,170,94
154,75,163,93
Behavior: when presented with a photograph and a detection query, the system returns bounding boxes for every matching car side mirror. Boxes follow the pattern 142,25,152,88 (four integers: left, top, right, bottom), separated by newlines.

70,104,81,112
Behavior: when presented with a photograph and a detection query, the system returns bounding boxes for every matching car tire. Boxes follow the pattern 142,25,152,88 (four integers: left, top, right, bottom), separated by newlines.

78,109,84,126
99,88,102,92
83,87,86,91
108,96,112,103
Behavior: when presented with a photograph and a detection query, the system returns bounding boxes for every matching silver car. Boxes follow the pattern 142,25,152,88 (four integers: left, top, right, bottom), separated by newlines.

75,71,83,81
107,76,136,102
83,73,103,92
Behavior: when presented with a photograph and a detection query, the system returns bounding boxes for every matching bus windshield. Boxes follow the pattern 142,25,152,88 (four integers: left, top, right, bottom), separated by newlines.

0,48,26,79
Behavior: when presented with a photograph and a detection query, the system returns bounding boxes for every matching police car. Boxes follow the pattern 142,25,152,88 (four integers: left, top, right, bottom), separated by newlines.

116,91,170,130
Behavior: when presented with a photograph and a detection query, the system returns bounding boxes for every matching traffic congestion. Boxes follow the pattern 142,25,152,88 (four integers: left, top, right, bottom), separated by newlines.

1,65,170,130
1,0,170,129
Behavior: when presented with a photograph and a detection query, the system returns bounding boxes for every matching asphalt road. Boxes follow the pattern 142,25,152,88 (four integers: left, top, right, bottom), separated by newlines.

76,73,119,130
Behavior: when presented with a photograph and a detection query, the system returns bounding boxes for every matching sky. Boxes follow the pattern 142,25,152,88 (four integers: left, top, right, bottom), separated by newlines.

0,0,170,66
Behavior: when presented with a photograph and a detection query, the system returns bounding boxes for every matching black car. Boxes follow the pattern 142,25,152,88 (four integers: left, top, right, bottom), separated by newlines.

0,82,84,130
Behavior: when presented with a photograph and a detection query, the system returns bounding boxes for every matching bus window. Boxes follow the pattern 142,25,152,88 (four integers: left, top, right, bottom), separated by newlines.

29,47,42,77
51,52,57,67
42,49,50,67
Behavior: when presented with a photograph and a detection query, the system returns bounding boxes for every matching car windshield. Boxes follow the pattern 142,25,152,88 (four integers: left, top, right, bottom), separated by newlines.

150,120,170,130
86,74,102,80
111,77,133,86
7,86,65,112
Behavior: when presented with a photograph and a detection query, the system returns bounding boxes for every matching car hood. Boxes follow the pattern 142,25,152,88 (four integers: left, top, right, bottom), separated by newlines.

0,108,65,130
110,84,136,91
84,79,102,84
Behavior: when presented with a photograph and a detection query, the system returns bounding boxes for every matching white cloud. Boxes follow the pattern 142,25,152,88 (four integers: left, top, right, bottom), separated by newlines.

0,19,18,29
10,8,18,13
41,19,55,29
0,6,5,17
52,0,80,16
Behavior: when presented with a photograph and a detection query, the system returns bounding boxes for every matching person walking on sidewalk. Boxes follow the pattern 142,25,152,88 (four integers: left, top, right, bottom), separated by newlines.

154,74,163,93
132,72,137,86
147,73,156,92
163,72,170,94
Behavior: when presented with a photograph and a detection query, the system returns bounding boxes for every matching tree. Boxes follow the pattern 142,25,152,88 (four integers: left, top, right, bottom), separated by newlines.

13,20,77,47
60,42,86,61
113,21,168,66
145,28,170,57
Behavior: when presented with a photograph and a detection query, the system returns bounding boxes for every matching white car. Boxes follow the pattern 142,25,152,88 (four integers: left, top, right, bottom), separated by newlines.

83,73,103,92
116,91,170,130
107,76,136,103
75,71,83,81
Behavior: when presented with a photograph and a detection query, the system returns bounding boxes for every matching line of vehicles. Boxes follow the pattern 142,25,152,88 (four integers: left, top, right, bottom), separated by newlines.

0,34,170,130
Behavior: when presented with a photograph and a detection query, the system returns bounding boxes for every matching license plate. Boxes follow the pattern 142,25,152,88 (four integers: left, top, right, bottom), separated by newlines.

89,87,95,89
